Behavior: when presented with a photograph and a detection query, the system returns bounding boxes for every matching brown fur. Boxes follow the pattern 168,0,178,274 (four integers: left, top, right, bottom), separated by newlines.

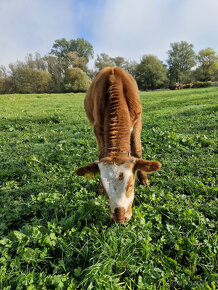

126,201,133,217
76,162,99,176
137,171,150,186
100,156,135,166
126,176,134,198
84,67,142,159
114,207,125,223
135,159,162,173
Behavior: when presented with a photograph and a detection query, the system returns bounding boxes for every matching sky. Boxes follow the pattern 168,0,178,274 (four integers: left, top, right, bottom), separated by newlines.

0,0,218,69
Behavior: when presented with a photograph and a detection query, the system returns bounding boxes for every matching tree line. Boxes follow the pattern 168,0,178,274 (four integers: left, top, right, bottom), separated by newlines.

0,38,217,94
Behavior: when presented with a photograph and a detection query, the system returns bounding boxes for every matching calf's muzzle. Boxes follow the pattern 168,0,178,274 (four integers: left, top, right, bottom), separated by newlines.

111,207,126,223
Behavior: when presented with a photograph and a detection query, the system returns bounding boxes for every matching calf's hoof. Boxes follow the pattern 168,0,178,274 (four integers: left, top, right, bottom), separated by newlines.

137,171,150,186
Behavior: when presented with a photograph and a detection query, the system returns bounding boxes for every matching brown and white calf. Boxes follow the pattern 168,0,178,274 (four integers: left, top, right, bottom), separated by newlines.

76,67,161,223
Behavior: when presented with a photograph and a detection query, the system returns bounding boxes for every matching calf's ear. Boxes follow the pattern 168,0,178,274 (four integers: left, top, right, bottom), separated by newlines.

75,162,99,178
134,159,161,173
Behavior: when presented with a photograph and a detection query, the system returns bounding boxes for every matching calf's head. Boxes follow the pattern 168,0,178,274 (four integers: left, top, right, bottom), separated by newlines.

76,157,161,223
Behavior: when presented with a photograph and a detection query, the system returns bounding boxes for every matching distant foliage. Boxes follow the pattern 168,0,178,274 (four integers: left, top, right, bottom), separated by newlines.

180,83,193,89
195,48,218,81
0,77,14,94
64,68,91,92
0,38,218,94
13,68,53,94
192,81,212,88
94,53,137,77
95,53,114,71
50,38,94,65
170,81,212,90
167,41,196,84
135,55,168,90
43,55,64,92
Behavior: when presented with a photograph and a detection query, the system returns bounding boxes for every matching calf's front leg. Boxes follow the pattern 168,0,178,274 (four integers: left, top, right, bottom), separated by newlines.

93,124,104,159
131,118,150,186
93,124,106,193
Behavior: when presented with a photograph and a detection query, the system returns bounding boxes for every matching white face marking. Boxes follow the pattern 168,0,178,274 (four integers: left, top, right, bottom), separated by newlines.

98,163,134,213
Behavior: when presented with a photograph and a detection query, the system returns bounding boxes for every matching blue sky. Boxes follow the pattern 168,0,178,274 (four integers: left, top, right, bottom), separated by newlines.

0,0,218,68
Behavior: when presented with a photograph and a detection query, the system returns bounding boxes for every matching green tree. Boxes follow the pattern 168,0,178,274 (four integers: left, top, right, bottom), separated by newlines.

195,48,218,81
25,53,47,71
44,55,64,92
167,41,196,83
135,55,168,90
0,65,8,78
13,68,53,93
34,52,47,71
69,38,94,61
64,68,91,93
112,56,126,68
95,53,114,71
112,57,137,76
34,70,53,93
0,77,14,94
50,38,94,65
122,60,137,78
62,51,88,72
50,38,69,58
95,53,137,77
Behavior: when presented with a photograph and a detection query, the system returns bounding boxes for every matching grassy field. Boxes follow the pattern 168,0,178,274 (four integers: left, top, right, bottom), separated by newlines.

0,87,217,289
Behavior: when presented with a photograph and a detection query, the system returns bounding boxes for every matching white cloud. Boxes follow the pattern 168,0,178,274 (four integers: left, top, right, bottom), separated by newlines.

0,0,74,66
93,0,218,62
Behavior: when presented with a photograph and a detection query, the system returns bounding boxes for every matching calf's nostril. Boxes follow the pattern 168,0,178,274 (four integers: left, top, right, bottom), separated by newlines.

112,207,126,223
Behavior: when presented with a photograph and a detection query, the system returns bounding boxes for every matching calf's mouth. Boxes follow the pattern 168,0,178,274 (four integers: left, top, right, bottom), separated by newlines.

110,206,132,223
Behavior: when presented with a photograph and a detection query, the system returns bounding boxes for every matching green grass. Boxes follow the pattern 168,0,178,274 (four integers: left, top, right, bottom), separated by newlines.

0,88,217,289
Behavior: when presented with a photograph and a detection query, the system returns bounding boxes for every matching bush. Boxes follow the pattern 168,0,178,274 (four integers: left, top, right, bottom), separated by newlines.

0,77,14,94
13,68,53,93
170,81,212,90
64,68,91,93
135,55,168,90
192,81,212,88
180,83,193,89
